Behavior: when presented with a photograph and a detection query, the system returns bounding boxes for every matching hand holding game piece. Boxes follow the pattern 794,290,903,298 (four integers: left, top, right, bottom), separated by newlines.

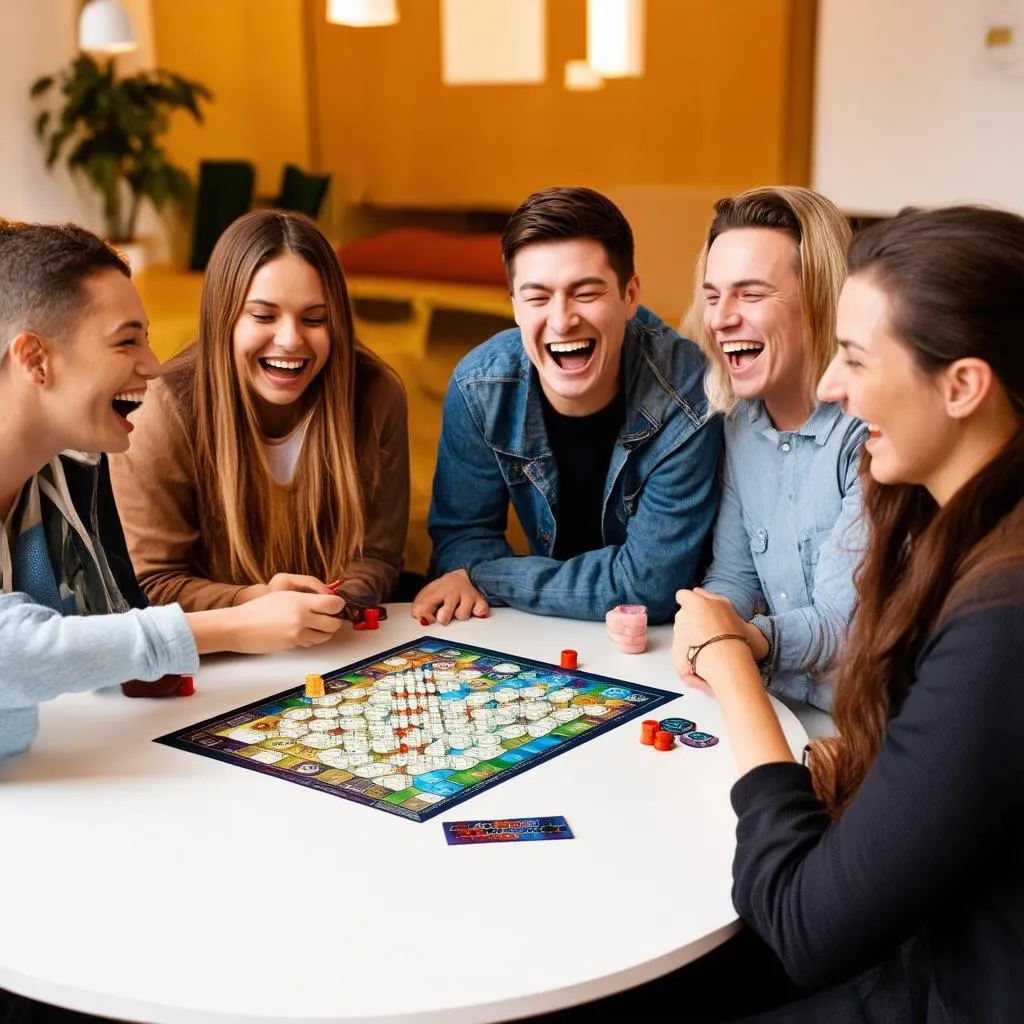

411,569,489,626
605,604,648,654
673,589,754,695
191,590,344,653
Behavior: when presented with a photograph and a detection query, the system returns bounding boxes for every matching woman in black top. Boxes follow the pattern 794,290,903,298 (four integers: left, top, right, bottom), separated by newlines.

673,206,1024,1022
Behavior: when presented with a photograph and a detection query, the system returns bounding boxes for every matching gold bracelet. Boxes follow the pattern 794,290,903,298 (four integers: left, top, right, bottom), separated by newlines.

686,633,751,676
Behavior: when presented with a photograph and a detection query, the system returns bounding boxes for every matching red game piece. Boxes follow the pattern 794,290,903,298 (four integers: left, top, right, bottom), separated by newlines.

640,719,659,745
653,730,676,751
420,616,429,626
560,649,578,670
363,607,380,629
176,674,195,697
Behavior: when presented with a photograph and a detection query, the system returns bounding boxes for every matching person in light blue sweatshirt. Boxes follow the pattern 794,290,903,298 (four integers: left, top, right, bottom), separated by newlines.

0,220,347,765
679,187,868,711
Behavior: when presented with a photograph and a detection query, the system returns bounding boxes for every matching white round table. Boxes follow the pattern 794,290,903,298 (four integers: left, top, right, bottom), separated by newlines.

0,607,807,1023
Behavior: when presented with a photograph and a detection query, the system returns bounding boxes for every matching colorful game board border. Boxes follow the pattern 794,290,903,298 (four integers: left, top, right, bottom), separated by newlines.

154,636,680,822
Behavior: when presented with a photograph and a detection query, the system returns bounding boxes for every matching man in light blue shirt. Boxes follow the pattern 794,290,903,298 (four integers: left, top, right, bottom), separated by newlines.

680,187,867,710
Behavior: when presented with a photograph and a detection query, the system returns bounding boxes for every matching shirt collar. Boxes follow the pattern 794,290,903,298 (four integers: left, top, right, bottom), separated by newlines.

744,399,845,446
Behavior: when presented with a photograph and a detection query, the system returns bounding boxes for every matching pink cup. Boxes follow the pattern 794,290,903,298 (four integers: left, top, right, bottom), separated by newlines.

605,604,648,654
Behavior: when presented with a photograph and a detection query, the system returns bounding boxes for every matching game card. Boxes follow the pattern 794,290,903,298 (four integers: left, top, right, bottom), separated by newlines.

443,816,574,845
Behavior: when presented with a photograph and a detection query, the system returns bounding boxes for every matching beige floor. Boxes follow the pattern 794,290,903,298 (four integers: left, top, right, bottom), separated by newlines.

135,266,519,576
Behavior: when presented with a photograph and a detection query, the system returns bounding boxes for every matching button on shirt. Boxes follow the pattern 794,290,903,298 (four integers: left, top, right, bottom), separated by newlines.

702,400,868,710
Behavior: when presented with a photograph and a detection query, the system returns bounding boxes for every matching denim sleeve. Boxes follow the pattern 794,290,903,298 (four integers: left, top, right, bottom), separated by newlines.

0,593,199,709
701,443,765,620
428,376,516,580
468,416,722,624
751,428,866,676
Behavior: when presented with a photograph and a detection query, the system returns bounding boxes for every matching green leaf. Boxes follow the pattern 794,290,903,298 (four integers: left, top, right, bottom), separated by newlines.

30,75,54,98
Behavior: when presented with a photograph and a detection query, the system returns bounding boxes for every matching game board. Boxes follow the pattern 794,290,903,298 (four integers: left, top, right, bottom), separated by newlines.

156,637,678,822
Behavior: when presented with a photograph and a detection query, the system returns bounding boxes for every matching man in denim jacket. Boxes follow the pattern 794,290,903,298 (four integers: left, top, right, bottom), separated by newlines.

412,188,722,625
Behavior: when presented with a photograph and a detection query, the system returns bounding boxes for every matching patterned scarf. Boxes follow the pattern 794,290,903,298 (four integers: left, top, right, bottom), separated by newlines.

0,453,128,616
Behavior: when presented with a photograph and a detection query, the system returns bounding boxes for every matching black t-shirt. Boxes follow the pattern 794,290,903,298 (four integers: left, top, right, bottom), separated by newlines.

539,387,625,560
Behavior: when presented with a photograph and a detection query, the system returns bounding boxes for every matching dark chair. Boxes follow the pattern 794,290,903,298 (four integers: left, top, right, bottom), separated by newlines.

272,164,331,219
188,160,255,271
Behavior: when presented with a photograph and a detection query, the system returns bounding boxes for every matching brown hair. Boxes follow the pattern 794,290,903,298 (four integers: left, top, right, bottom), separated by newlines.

0,220,129,357
810,206,1024,817
192,209,383,584
682,186,851,414
500,186,635,292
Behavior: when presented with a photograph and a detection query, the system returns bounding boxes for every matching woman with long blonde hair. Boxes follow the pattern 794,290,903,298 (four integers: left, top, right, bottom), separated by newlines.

673,206,1024,1020
111,210,409,612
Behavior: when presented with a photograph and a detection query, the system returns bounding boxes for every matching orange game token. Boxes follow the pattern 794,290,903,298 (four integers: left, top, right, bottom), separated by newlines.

560,649,578,670
653,730,676,751
640,719,659,745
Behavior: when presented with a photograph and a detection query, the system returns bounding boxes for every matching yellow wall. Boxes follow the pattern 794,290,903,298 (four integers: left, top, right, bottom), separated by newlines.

307,0,816,209
151,0,311,197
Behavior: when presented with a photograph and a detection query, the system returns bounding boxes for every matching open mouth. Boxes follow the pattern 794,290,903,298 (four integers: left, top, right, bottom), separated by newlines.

867,422,882,440
721,341,764,371
546,339,595,372
111,392,144,419
259,357,309,381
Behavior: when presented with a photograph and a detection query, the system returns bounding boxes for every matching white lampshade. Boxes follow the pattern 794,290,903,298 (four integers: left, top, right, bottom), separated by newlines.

441,0,546,85
326,0,398,27
587,0,644,78
78,0,137,54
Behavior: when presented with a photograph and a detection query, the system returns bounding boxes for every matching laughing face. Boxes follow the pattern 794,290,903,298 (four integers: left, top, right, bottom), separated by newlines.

43,268,157,454
702,227,808,424
232,253,330,437
820,274,952,491
510,238,639,416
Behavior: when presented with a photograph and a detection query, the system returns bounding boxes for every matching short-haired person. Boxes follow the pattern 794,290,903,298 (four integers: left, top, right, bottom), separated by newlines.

412,187,722,625
673,206,1024,1020
0,221,344,765
110,211,409,613
683,186,867,710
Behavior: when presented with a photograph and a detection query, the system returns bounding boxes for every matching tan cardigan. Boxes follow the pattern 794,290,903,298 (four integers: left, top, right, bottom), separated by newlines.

109,348,410,611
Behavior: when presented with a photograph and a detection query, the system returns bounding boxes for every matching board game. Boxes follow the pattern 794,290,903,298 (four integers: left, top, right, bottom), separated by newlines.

156,637,678,822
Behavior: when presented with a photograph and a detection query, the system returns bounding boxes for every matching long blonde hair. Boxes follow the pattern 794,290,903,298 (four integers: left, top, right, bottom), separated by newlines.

681,186,850,415
193,210,380,583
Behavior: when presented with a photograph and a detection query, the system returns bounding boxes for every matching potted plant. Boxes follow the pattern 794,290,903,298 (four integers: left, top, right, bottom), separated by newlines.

30,54,212,264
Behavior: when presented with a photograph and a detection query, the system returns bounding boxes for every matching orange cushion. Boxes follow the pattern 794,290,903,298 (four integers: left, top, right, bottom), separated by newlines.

337,228,507,287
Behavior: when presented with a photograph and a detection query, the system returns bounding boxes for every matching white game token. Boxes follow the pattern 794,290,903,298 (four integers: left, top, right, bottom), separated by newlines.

282,708,314,721
347,752,372,767
522,701,553,720
278,724,309,739
314,692,346,706
465,693,490,707
459,669,483,680
423,740,446,757
307,719,338,733
371,740,398,755
302,732,343,749
378,774,412,791
584,704,611,717
406,755,431,776
446,733,472,749
552,707,584,722
316,749,351,768
492,663,521,674
494,688,520,704
545,688,574,705
447,755,478,770
527,720,556,737
520,686,545,700
427,756,449,771
312,707,341,719
494,709,518,726
498,724,527,739
384,657,409,667
342,687,368,701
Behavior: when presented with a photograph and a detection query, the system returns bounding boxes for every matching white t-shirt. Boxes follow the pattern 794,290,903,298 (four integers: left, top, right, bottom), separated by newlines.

263,416,311,486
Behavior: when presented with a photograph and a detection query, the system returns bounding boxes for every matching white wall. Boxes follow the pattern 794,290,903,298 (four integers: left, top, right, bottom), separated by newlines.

813,0,1024,215
0,0,95,224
